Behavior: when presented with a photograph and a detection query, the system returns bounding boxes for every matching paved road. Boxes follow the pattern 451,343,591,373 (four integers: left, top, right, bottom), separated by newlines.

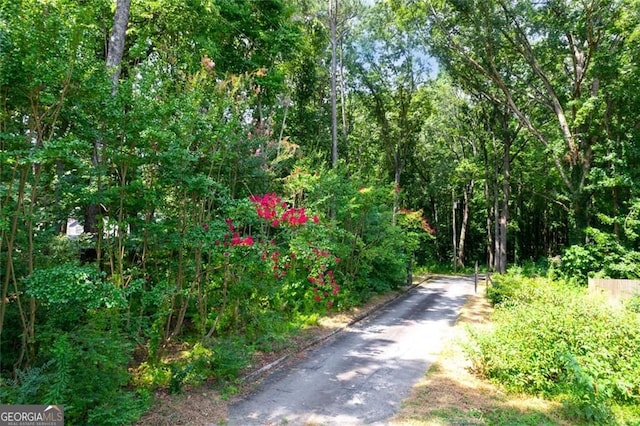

227,275,475,425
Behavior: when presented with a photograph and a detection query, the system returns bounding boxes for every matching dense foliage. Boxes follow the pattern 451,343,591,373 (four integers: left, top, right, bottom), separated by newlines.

1,0,640,423
473,271,640,423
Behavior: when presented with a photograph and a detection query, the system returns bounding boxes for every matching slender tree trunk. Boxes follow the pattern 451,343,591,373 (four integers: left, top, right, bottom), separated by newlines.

481,138,494,270
329,0,338,167
85,0,131,235
452,191,458,272
498,139,511,273
339,37,348,142
0,167,26,338
493,165,501,273
486,178,494,270
392,149,402,225
457,180,474,267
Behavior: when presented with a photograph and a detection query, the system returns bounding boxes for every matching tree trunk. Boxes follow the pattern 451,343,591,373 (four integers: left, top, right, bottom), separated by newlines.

329,0,338,167
493,172,501,273
497,138,511,273
106,0,131,94
392,149,402,225
486,180,494,270
85,0,131,235
457,180,474,267
452,191,458,272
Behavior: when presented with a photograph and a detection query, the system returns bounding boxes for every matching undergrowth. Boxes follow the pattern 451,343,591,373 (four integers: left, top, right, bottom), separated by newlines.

466,270,640,424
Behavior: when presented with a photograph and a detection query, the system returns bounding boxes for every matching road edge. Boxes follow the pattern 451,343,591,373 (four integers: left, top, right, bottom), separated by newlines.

241,274,433,383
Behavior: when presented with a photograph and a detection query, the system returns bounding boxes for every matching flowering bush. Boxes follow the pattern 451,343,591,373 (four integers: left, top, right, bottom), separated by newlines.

249,193,315,227
197,193,343,337
398,208,435,236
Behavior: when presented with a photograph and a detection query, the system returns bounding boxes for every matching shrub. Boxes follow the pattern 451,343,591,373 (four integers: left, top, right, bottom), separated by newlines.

4,312,148,425
467,275,640,423
558,228,640,284
627,293,640,314
558,244,596,284
25,263,126,328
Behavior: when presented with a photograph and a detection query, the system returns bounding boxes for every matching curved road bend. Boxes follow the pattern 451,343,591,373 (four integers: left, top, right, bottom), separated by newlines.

226,275,475,426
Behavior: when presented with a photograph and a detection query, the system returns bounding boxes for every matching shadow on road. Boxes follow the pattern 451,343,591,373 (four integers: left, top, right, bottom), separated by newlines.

227,276,475,425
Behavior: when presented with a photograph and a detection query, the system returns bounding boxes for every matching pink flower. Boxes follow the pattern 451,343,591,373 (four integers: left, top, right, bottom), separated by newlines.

230,234,254,247
201,55,215,70
313,215,319,224
250,193,282,221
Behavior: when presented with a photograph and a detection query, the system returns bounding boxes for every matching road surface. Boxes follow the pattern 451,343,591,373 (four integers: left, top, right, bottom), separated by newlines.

227,275,475,425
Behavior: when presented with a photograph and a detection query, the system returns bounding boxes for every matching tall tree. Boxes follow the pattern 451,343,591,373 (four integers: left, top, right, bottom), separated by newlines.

329,0,339,166
401,0,628,243
84,0,131,236
348,1,431,222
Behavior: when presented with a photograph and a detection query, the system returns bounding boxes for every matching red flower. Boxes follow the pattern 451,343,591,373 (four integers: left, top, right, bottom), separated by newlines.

250,193,282,221
230,234,254,247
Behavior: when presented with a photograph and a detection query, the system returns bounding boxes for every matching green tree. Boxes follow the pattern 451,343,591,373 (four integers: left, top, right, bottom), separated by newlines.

402,0,633,244
347,1,432,222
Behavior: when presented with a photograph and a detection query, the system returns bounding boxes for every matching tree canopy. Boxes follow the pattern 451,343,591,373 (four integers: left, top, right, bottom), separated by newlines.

1,0,639,422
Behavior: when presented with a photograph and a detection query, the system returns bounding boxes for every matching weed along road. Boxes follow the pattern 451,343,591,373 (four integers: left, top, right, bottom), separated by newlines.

226,275,475,425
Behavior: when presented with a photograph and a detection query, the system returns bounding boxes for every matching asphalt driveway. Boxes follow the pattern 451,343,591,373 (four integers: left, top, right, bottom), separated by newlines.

226,275,475,425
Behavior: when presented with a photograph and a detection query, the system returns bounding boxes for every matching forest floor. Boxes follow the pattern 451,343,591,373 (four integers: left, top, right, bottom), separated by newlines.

136,276,569,426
